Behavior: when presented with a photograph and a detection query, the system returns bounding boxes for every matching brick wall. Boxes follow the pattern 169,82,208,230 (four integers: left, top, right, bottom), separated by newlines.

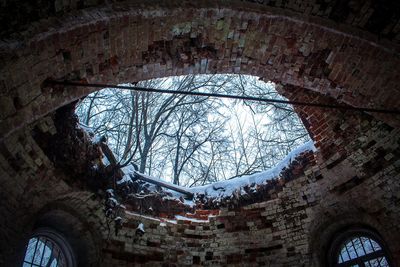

99,103,400,266
0,116,105,265
0,93,398,266
0,1,400,266
2,0,399,42
1,1,400,141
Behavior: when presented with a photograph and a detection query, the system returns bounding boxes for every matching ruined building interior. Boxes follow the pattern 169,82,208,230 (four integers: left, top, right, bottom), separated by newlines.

1,0,400,266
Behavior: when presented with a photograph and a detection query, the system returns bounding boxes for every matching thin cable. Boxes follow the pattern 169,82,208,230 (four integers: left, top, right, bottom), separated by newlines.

47,80,400,115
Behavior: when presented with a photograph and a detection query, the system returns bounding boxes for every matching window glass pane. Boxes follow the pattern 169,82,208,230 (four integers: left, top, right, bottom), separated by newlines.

365,255,390,267
50,259,58,267
353,237,366,257
338,253,344,263
41,242,53,266
377,257,389,267
370,239,382,251
362,237,374,254
382,258,390,267
368,258,380,267
339,245,350,262
33,239,45,265
345,240,357,259
24,237,38,263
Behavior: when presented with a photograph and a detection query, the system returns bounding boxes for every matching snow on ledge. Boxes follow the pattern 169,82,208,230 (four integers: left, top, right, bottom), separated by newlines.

125,211,210,224
188,141,316,199
117,141,316,202
175,215,209,223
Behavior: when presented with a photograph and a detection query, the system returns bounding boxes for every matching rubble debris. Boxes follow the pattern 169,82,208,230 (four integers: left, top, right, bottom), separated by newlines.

33,102,317,223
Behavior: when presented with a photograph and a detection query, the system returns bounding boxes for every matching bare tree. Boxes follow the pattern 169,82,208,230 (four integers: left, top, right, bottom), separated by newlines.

76,74,310,186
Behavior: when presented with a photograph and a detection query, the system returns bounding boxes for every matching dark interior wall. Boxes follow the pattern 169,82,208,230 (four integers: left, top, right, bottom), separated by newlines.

0,117,106,266
0,88,399,266
1,0,399,41
98,88,400,266
1,1,400,142
0,1,399,266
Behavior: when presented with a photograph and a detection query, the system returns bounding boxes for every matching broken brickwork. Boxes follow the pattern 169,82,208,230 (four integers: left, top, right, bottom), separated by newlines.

0,1,400,266
99,96,400,266
1,1,400,141
0,90,399,266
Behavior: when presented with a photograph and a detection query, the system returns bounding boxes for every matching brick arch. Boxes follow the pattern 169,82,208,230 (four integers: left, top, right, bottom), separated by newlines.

1,1,399,141
2,1,400,43
11,191,106,266
308,209,400,266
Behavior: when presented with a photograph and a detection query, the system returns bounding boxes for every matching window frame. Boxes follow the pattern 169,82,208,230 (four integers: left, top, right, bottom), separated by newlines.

328,227,393,267
22,227,77,267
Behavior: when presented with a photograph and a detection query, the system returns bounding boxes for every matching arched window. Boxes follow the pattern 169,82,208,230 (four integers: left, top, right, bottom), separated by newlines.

22,228,76,267
329,228,393,267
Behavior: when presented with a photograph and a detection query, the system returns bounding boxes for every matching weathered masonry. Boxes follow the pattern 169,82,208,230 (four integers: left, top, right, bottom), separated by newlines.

0,1,399,266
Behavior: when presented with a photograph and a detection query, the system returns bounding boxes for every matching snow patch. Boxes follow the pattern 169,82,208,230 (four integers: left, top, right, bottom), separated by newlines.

117,164,137,184
117,141,315,205
137,223,145,233
188,141,315,198
125,211,178,225
175,215,208,223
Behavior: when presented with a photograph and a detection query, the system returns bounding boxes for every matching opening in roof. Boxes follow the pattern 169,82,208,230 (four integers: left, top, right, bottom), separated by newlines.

75,74,311,188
